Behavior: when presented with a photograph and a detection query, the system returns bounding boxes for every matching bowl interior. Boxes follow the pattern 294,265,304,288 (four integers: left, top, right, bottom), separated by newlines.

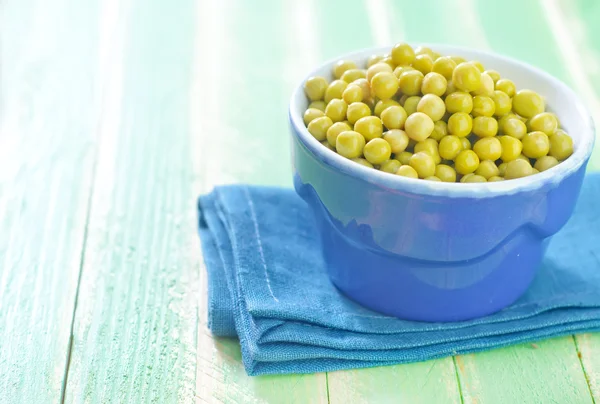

290,44,595,197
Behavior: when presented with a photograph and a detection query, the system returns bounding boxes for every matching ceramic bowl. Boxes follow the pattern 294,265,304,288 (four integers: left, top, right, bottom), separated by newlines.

289,44,595,322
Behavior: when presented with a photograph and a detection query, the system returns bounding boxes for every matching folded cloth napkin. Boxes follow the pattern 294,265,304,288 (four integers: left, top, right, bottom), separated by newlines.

198,173,600,376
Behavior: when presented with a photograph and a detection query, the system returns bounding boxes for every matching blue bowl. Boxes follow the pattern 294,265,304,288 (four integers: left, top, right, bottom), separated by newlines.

289,45,595,322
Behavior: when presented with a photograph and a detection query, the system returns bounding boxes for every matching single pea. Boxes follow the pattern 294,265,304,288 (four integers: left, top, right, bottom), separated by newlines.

417,94,446,121
445,80,458,96
321,140,335,151
415,138,441,164
472,72,494,96
307,116,333,141
432,56,457,80
491,91,512,117
381,105,408,130
473,136,502,160
460,137,472,150
472,96,496,117
380,159,402,173
415,46,435,58
383,129,409,153
391,42,415,66
325,99,348,122
452,62,482,92
396,165,419,179
341,69,367,83
326,121,352,147
475,160,500,179
304,76,328,101
498,162,507,176
351,158,374,168
409,152,436,178
304,108,326,126
447,112,473,138
371,72,400,100
352,78,372,101
421,72,448,96
484,70,501,83
451,56,467,65
336,130,366,158
405,112,434,141
522,131,550,158
425,176,441,181
516,154,530,161
455,150,480,174
549,130,574,160
505,159,533,179
501,117,527,139
374,99,400,117
459,173,473,183
513,89,545,118
445,92,473,114
534,155,559,172
430,120,448,141
333,60,358,79
412,54,434,74
527,112,558,136
495,79,516,97
394,65,415,79
463,174,487,183
488,176,504,182
399,70,425,96
435,164,457,182
470,60,485,72
355,116,383,141
381,56,395,68
364,138,392,164
472,116,498,138
347,102,371,125
309,100,326,112
367,54,385,68
397,151,413,165
403,96,422,115
439,135,463,160
367,62,393,83
324,80,348,104
499,135,523,162
342,84,364,104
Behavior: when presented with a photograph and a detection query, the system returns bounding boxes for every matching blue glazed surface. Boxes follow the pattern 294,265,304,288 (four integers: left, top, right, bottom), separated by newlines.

289,45,595,322
292,134,588,321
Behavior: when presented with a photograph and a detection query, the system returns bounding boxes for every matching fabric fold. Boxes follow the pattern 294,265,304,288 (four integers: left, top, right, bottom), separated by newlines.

198,174,600,376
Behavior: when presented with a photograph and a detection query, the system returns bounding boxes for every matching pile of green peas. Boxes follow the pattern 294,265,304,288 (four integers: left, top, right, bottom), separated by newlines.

303,43,574,183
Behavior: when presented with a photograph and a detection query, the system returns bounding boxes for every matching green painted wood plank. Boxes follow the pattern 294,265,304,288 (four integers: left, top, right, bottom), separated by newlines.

194,1,328,402
560,1,600,400
64,1,199,402
328,360,461,404
574,334,600,400
0,0,100,402
455,338,593,404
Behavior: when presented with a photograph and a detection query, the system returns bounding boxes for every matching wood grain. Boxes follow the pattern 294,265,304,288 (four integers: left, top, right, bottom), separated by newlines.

328,361,461,404
0,0,99,402
455,338,593,404
64,0,199,402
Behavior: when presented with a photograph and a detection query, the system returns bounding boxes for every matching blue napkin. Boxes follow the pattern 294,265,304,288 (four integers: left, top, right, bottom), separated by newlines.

198,174,600,376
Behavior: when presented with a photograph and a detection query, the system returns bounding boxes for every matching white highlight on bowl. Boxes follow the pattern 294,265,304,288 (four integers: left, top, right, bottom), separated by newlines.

290,45,595,198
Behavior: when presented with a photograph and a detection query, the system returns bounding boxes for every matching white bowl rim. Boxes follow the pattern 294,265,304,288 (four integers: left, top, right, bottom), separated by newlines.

289,44,595,198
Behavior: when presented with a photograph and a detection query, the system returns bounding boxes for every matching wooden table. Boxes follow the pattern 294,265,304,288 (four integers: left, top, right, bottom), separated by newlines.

2,0,600,402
